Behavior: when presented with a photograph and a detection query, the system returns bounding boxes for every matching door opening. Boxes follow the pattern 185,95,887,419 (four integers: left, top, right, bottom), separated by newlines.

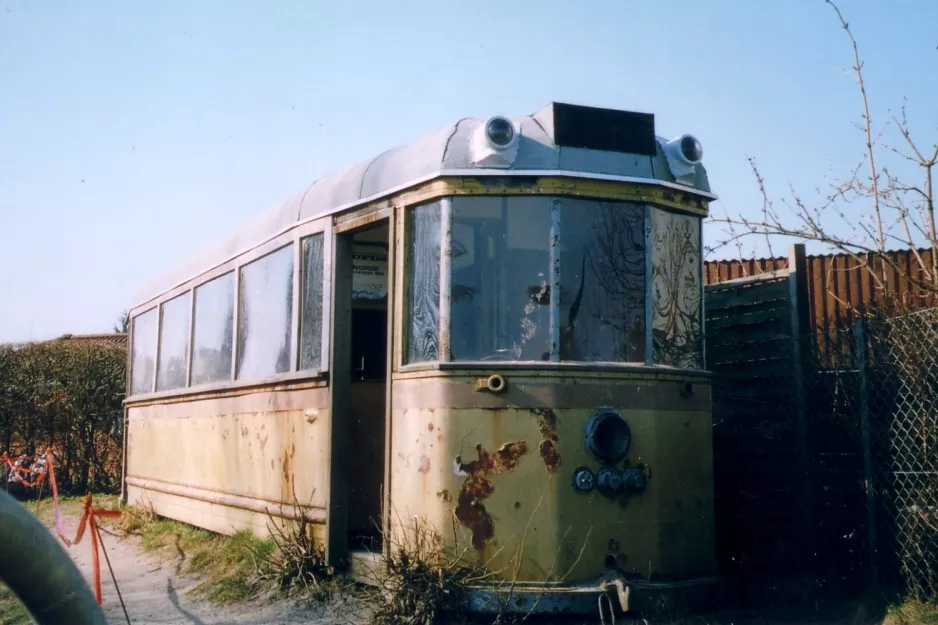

344,222,389,553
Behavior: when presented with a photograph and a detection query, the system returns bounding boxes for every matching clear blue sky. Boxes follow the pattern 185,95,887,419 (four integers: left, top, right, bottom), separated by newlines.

1,0,936,343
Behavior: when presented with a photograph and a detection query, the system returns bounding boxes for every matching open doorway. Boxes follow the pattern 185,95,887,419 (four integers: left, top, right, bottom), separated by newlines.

343,221,389,554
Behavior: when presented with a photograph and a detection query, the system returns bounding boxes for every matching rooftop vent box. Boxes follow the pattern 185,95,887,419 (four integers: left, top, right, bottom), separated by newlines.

550,102,656,156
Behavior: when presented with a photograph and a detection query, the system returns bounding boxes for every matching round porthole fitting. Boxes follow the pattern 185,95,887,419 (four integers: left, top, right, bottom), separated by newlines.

584,408,631,466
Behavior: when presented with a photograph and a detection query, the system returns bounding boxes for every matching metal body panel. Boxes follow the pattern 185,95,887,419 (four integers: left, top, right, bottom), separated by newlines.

386,370,715,584
125,383,330,537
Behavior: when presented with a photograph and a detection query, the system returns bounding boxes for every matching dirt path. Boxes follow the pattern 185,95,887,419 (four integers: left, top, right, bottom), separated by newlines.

50,517,349,625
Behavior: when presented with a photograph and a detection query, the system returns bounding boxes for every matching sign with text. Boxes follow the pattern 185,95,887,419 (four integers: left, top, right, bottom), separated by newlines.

352,244,388,300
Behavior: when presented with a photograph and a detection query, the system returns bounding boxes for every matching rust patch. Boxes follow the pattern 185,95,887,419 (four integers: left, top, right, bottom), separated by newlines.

428,423,435,432
259,433,269,452
437,489,452,502
418,455,431,474
538,440,560,472
530,408,561,472
531,407,558,440
282,449,292,484
454,441,529,551
241,425,249,437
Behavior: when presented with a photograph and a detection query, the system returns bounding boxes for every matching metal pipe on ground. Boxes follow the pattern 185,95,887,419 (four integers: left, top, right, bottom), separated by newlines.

0,489,106,625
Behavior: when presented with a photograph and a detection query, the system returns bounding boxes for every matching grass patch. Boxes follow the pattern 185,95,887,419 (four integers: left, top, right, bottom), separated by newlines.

132,515,275,604
885,599,938,624
31,493,120,527
0,583,32,625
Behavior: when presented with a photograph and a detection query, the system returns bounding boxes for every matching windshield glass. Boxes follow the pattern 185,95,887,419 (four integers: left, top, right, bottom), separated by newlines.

445,196,651,364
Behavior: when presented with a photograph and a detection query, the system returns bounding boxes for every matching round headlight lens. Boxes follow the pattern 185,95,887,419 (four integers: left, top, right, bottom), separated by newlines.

585,409,631,465
485,117,515,148
680,135,703,163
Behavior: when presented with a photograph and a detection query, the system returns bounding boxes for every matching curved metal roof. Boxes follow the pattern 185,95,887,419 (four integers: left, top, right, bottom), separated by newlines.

133,103,715,308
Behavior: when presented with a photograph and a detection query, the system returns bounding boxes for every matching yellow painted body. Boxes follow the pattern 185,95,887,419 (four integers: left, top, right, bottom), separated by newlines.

125,380,330,538
387,368,715,583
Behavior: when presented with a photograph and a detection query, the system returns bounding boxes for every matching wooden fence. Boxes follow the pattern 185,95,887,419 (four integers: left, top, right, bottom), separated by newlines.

705,244,814,579
705,247,936,332
705,244,882,589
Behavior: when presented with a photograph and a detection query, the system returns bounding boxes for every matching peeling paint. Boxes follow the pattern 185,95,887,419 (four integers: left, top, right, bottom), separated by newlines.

437,489,452,502
454,441,529,550
418,455,431,474
259,434,269,451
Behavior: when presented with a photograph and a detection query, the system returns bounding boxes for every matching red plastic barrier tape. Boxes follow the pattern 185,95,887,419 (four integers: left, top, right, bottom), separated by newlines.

3,448,123,607
44,450,122,605
1,452,48,488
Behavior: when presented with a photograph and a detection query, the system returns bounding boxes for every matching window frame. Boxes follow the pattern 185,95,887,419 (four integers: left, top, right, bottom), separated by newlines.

235,242,296,382
129,305,159,395
155,290,192,392
399,195,705,372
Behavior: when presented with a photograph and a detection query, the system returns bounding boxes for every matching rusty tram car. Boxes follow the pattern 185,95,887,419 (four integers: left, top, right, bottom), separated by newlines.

123,102,717,615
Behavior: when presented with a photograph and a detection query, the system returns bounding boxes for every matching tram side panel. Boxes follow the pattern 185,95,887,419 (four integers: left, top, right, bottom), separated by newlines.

388,370,715,585
125,382,331,540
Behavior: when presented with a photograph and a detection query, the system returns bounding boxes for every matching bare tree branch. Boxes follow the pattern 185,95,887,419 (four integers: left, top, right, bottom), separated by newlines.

826,0,886,255
710,0,937,298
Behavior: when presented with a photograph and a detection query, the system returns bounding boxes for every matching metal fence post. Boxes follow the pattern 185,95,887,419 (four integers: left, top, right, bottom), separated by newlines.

855,318,879,587
788,244,814,568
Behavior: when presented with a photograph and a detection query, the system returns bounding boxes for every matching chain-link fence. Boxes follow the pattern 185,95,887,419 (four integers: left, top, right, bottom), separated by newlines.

866,308,938,600
711,306,938,601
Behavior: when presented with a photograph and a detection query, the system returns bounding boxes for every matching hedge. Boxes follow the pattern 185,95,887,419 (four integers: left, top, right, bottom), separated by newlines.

0,337,126,494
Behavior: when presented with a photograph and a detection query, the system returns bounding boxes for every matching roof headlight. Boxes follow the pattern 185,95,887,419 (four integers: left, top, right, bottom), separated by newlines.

484,116,516,149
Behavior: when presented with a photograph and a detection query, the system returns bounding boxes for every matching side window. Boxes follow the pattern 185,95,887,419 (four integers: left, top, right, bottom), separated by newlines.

237,245,294,380
299,234,324,371
191,272,235,386
130,308,158,395
651,209,702,369
405,201,441,363
156,292,191,391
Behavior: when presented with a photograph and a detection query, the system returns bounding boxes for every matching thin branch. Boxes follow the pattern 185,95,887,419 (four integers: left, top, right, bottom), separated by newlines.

827,0,886,254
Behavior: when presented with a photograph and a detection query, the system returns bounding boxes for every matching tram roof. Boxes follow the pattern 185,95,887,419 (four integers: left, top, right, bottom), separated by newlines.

133,102,716,309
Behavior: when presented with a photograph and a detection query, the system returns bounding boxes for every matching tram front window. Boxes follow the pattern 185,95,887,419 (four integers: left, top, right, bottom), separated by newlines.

559,199,645,362
404,196,698,367
448,196,646,363
451,196,552,361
